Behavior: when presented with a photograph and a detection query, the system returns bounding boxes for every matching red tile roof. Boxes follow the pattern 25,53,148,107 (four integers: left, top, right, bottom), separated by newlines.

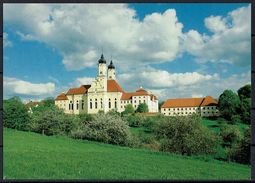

121,88,157,100
136,88,148,94
57,79,158,102
66,85,91,95
107,80,125,92
55,93,68,100
26,101,40,107
161,96,217,108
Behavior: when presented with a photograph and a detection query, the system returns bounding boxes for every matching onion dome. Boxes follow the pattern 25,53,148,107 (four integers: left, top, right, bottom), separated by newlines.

108,60,115,69
98,54,106,64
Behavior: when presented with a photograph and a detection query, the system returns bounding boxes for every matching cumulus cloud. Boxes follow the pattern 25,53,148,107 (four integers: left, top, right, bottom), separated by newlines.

4,77,55,97
183,5,251,67
3,32,12,47
118,67,219,89
4,4,183,71
73,77,95,87
118,68,250,100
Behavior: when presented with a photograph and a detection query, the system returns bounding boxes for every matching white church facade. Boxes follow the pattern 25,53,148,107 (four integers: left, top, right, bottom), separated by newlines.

55,54,158,114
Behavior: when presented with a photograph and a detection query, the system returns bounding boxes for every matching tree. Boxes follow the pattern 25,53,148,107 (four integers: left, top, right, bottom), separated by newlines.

71,113,132,146
237,84,251,100
220,124,241,147
32,97,57,112
218,90,241,121
158,101,164,111
237,84,251,124
29,107,74,136
136,103,149,113
123,104,135,114
239,98,251,124
153,114,217,155
3,96,30,130
228,127,250,164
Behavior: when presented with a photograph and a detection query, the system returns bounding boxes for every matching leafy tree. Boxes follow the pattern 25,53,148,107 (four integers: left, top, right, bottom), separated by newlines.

136,103,149,113
239,98,251,124
123,104,135,114
158,101,164,111
71,113,131,146
153,114,218,155
227,127,250,164
220,124,241,147
32,98,56,112
218,90,241,121
237,84,251,100
29,107,75,136
3,96,30,130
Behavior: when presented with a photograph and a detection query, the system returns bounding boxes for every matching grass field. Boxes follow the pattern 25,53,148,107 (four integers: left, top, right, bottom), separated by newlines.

4,128,250,180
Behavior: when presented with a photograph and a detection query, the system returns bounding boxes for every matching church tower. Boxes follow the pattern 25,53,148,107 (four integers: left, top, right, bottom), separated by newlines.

108,60,116,80
97,54,107,92
98,54,107,77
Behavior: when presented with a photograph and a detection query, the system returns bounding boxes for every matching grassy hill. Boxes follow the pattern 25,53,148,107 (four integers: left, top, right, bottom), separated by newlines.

3,128,250,180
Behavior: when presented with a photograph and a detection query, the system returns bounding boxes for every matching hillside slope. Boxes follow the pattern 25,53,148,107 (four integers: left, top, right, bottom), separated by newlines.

3,128,250,180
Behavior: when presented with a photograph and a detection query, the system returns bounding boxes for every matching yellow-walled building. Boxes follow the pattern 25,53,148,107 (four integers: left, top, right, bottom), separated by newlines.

55,54,159,114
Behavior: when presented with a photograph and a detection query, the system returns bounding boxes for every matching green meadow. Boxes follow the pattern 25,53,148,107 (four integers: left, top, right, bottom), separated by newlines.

4,128,250,180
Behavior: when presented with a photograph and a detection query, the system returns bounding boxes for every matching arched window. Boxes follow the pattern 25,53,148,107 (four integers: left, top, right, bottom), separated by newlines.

69,101,73,110
95,99,98,109
90,99,92,109
76,100,79,110
101,98,103,109
115,98,117,108
82,100,84,110
109,99,111,109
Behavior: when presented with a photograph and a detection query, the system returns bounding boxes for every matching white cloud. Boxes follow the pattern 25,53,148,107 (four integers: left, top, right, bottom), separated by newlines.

184,5,251,67
191,94,203,98
118,68,250,100
73,77,95,87
4,4,183,71
204,16,227,33
3,32,12,47
118,67,219,89
4,77,55,97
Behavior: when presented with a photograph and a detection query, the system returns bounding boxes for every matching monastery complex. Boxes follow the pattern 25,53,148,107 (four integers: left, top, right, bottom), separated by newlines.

54,54,219,117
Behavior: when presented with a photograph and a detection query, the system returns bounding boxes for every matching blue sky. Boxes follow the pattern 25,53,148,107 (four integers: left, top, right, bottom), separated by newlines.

3,3,251,102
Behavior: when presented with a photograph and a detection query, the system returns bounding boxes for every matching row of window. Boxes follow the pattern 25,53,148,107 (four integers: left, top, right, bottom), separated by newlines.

163,106,217,111
121,99,146,104
68,98,119,110
89,99,117,109
69,100,84,110
163,111,219,115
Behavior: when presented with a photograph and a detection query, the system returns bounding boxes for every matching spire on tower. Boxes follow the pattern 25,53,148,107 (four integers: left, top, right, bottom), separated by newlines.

108,60,115,69
98,54,106,64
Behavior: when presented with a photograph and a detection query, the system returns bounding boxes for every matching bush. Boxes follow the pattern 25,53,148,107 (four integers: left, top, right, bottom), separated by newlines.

125,114,143,127
220,124,241,147
31,98,56,113
78,113,94,123
123,104,135,115
71,113,132,146
153,115,218,156
3,97,31,131
29,108,75,136
136,103,149,113
227,127,250,164
230,115,242,125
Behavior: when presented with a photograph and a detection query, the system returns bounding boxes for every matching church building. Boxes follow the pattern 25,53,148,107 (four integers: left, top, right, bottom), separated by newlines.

55,54,159,114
